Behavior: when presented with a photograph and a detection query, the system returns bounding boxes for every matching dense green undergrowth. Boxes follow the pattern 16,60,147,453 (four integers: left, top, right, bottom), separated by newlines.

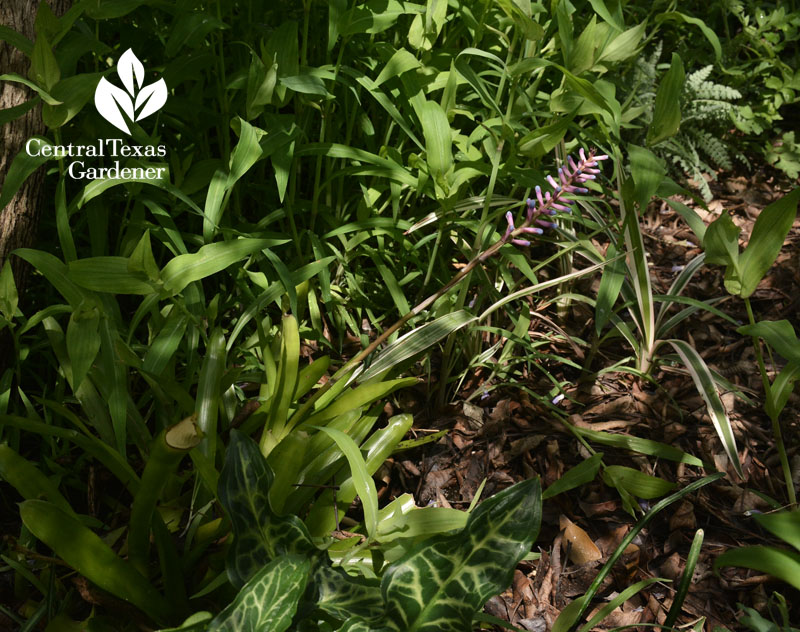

0,0,799,630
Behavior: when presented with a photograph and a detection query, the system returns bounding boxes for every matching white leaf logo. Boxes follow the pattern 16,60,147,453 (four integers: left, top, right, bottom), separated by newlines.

94,49,167,135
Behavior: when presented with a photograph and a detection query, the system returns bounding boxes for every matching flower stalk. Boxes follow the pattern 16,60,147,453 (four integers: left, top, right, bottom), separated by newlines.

288,148,607,419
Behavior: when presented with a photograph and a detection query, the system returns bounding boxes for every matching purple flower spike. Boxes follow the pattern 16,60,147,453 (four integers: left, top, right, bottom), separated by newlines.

535,185,544,206
546,174,560,190
579,148,587,162
568,155,579,173
535,220,558,229
522,226,544,235
558,167,568,184
512,239,531,247
505,211,515,230
547,209,558,216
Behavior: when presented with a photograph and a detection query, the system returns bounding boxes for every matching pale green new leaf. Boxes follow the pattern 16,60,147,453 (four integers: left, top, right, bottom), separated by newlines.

315,426,379,539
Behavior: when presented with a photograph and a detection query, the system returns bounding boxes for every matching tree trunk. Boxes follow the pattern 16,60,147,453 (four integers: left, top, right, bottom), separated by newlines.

0,0,70,372
0,0,70,289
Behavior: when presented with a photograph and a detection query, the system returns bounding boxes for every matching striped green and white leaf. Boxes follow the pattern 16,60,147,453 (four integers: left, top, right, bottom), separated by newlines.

667,339,742,477
218,431,316,588
208,554,310,632
374,478,541,631
360,311,477,381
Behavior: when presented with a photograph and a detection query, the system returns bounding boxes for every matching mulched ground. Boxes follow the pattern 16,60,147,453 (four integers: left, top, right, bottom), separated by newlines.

383,169,800,630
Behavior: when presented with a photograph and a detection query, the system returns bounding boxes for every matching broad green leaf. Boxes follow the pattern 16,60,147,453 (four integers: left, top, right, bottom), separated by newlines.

142,311,188,376
294,378,416,429
599,23,646,63
595,243,626,334
603,465,676,499
543,453,603,500
667,339,743,477
374,48,422,86
0,136,54,211
218,431,315,588
647,53,684,146
766,362,800,421
0,444,77,517
208,555,310,632
14,249,86,307
0,260,18,320
307,414,414,536
128,231,160,282
629,145,666,210
0,73,61,104
296,143,416,187
30,32,60,90
339,0,423,36
752,510,800,552
316,426,379,539
20,500,172,623
0,415,139,493
66,303,101,389
377,478,541,631
0,25,33,55
702,212,742,295
738,188,800,298
657,12,722,62
203,119,265,242
0,98,38,126
573,426,704,466
195,328,226,464
361,311,476,381
42,73,104,128
261,315,300,455
160,239,275,295
714,546,800,591
664,199,706,242
68,257,155,294
737,320,800,365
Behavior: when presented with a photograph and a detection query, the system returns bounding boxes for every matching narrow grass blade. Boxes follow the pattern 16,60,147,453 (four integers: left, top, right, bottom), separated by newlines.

578,577,663,632
664,528,704,628
552,472,724,631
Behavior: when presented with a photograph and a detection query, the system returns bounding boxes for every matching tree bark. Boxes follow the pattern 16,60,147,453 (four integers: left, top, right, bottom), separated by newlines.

1,1,70,372
0,0,70,289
